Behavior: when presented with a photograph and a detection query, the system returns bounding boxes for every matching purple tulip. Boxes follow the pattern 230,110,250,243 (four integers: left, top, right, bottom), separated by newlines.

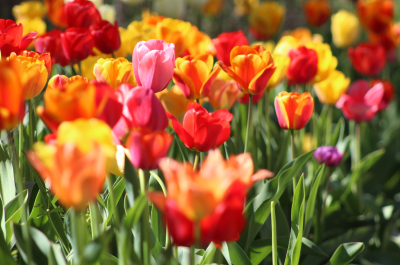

314,146,343,167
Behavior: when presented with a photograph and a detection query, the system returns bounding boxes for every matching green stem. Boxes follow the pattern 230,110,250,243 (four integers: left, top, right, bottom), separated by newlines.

193,152,200,171
326,105,333,145
29,99,36,144
190,244,196,265
107,176,120,229
320,169,331,224
78,61,82,76
112,52,116,58
18,123,24,181
139,169,150,265
48,212,70,254
271,201,278,265
355,123,363,212
244,94,253,153
266,90,271,170
291,130,296,193
71,210,85,265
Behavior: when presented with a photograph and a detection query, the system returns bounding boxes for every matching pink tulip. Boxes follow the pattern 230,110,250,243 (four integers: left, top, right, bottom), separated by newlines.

132,40,175,93
336,80,384,123
113,86,168,143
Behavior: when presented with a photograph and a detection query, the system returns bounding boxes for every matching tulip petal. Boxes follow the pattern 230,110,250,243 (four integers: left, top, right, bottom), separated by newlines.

173,69,198,100
167,112,194,149
211,109,233,122
365,82,384,106
200,65,221,98
148,192,167,212
248,64,276,95
19,31,38,51
251,169,275,183
217,62,248,90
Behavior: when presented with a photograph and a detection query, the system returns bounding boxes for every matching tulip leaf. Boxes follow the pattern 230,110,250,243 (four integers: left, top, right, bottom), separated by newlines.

174,134,189,163
224,137,238,156
222,241,252,265
124,155,141,206
239,150,314,251
105,177,125,227
5,190,28,245
304,164,325,237
284,174,305,265
0,160,16,207
199,242,217,265
0,198,16,265
48,244,67,265
330,118,345,147
26,159,49,208
325,243,364,265
151,204,165,247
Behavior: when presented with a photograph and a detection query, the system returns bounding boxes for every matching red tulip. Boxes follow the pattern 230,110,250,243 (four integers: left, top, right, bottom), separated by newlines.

348,42,386,77
0,19,38,57
303,0,331,27
287,46,318,85
237,91,264,104
126,130,172,170
336,80,384,123
212,30,249,67
35,29,71,66
113,87,168,143
90,20,121,54
357,0,394,34
370,79,395,110
64,0,101,28
60,27,94,62
168,102,233,152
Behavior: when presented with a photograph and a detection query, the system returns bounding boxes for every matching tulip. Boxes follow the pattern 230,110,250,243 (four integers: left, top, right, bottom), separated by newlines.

168,102,232,152
212,30,249,67
234,0,259,15
93,58,136,89
113,87,168,143
98,5,116,23
357,0,394,34
266,53,290,90
305,42,337,83
249,1,285,40
47,74,87,90
348,43,386,77
89,20,121,54
281,28,315,44
237,91,264,104
126,130,172,170
37,78,122,132
7,51,50,100
286,46,318,85
61,27,95,62
370,79,395,110
0,60,25,131
218,45,276,95
155,18,191,56
44,0,67,28
65,0,101,28
17,17,46,41
12,1,46,20
314,70,350,105
187,26,212,56
76,54,110,81
132,40,175,93
148,149,273,246
275,92,314,130
368,24,400,53
303,0,331,27
331,10,360,48
18,50,52,76
208,79,240,110
34,29,71,66
173,54,221,100
251,41,275,53
153,0,186,19
202,0,224,15
27,142,106,211
273,36,301,57
314,146,343,167
156,85,193,124
0,19,38,57
336,80,384,123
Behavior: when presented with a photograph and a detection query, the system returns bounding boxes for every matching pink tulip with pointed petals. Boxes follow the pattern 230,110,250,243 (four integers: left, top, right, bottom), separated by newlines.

132,40,175,93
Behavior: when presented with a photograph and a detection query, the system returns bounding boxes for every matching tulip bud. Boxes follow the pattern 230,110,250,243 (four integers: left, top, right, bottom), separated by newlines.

64,0,101,28
94,58,136,88
314,146,343,167
35,29,71,66
314,70,350,105
212,30,249,66
60,27,95,62
348,43,386,77
331,10,360,48
0,19,37,57
249,1,285,40
43,0,67,28
90,20,121,54
356,0,394,34
303,0,331,27
287,46,318,85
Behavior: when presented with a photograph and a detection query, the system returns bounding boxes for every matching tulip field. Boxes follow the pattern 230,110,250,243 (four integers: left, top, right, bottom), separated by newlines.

1,0,400,264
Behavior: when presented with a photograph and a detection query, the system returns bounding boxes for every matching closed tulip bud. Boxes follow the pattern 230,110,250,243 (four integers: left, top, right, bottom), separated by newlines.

202,0,224,15
187,26,212,56
156,85,193,124
208,79,240,110
266,54,290,90
303,0,331,27
173,54,221,100
43,0,67,28
314,146,343,167
126,130,172,170
218,45,276,95
331,10,360,48
12,1,46,20
275,92,314,130
90,20,121,54
61,27,95,62
27,142,106,211
35,29,71,66
0,60,25,131
370,79,395,110
132,40,175,93
249,1,285,40
357,0,394,34
336,80,384,123
287,46,318,85
234,0,259,16
65,0,101,28
113,87,168,142
348,43,386,77
305,42,337,83
0,19,38,57
314,70,350,105
7,52,49,100
212,30,249,67
93,58,136,89
155,18,191,56
168,103,232,152
148,150,273,246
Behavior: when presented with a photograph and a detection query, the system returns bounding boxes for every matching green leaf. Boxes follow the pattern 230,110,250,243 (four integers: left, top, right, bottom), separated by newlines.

224,137,238,156
0,198,16,265
199,242,217,265
151,204,165,247
5,190,28,244
330,118,344,146
48,244,67,265
0,160,16,206
124,155,141,206
100,253,119,264
239,150,314,250
124,194,147,228
105,177,125,227
174,134,189,162
222,241,252,265
304,165,325,237
325,243,364,265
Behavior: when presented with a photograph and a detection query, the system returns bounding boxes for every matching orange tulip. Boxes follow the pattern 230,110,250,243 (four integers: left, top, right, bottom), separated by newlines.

156,85,193,124
249,1,285,40
234,0,259,16
44,0,67,28
173,54,221,100
218,45,276,95
202,0,224,15
186,26,212,56
155,18,191,56
0,60,25,131
274,92,314,130
208,72,240,110
357,0,394,33
47,74,88,90
303,0,331,27
27,142,106,210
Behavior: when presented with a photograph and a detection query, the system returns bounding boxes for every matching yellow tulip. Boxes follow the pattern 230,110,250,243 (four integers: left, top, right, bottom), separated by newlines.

273,36,301,56
331,10,361,48
17,17,46,37
314,70,350,105
251,41,275,53
155,18,192,56
234,0,259,15
266,53,290,90
93,58,136,88
249,1,285,40
305,42,337,83
12,1,45,20
76,54,111,81
187,26,212,56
